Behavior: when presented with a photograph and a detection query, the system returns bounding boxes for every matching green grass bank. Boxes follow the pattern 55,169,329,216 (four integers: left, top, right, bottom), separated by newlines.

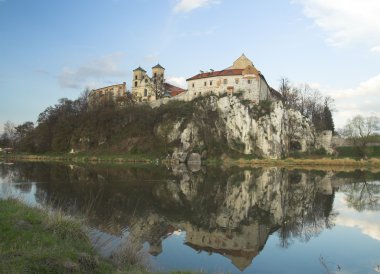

0,199,149,274
0,199,201,274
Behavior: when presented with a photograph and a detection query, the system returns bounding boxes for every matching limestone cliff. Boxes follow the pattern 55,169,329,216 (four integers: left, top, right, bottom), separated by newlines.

154,94,332,160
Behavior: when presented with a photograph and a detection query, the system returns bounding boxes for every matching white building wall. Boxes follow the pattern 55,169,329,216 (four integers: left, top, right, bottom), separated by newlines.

186,75,263,102
132,76,157,102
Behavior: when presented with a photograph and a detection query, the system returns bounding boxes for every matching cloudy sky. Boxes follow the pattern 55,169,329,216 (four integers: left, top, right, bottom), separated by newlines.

0,0,379,129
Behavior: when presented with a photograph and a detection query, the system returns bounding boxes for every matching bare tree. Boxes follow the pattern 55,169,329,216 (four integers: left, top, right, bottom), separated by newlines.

279,78,335,132
279,77,299,110
341,115,380,158
3,121,16,148
146,75,165,100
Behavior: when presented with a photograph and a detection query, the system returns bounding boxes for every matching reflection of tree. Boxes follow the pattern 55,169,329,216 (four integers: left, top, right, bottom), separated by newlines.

340,172,380,211
278,171,337,248
1,163,343,268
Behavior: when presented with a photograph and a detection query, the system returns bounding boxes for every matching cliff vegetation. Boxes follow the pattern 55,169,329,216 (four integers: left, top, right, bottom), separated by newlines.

0,87,336,159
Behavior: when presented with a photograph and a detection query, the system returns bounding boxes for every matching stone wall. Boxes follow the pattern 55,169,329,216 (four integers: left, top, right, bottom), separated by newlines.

88,82,127,107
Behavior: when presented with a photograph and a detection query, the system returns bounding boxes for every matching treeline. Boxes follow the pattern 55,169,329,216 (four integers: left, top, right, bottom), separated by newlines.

0,92,194,154
1,93,90,153
279,78,335,132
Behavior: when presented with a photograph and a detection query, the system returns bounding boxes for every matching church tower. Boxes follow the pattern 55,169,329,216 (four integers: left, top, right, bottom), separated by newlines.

152,64,165,83
132,67,147,89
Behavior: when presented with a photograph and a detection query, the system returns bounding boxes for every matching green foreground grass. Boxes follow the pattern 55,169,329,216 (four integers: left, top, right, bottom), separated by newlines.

0,199,200,274
0,199,147,274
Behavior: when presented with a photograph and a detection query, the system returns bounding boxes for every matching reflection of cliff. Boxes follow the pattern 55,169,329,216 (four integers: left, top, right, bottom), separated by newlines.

1,162,350,271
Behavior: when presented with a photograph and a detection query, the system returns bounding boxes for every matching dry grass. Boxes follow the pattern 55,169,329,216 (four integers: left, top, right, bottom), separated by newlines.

111,238,151,273
224,157,380,172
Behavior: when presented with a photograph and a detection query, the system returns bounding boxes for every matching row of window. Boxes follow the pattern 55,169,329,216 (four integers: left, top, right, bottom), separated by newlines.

192,78,253,88
134,79,163,87
94,91,123,97
134,73,163,80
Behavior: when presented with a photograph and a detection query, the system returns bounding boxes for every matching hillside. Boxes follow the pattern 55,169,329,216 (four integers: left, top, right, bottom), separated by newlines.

9,92,332,160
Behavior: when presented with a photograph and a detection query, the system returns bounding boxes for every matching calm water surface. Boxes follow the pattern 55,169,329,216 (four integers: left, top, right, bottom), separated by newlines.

0,162,380,274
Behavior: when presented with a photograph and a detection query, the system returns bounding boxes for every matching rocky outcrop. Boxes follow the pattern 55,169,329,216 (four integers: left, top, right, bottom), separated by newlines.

154,94,331,160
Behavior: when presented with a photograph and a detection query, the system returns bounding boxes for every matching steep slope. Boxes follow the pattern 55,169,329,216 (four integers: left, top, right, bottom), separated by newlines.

154,94,330,159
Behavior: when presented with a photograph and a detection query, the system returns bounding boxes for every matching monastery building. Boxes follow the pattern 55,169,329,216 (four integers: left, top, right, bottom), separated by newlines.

185,54,280,103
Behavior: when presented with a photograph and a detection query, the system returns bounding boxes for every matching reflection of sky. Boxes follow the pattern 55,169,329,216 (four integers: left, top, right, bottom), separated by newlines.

334,192,380,242
152,190,380,274
0,177,39,206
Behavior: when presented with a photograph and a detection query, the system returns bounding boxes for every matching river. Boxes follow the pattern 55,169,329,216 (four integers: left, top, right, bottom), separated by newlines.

0,162,379,274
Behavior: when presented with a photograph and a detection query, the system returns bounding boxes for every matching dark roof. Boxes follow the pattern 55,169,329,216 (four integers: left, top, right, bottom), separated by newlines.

133,66,147,72
164,83,186,97
186,69,244,81
269,87,283,100
152,63,165,70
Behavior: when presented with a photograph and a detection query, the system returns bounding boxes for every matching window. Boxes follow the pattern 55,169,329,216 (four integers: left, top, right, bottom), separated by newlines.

135,75,137,80
145,79,148,83
204,81,207,86
154,73,157,77
192,83,195,88
210,81,213,86
235,79,239,84
223,79,228,84
135,81,138,87
248,80,252,84
144,89,147,97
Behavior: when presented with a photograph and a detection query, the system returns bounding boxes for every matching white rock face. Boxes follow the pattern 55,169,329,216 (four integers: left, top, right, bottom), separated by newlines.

160,95,326,159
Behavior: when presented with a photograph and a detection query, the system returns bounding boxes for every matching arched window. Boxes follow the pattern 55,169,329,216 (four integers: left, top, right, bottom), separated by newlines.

144,89,148,97
135,81,138,87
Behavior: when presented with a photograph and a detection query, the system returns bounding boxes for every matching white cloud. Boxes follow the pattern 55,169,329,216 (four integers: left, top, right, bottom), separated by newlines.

335,193,380,242
371,46,380,54
336,215,380,241
173,0,221,13
167,76,187,89
294,0,380,50
58,52,127,89
320,74,380,128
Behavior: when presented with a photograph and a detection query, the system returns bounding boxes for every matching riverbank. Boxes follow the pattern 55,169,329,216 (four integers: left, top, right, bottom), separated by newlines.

0,198,148,274
2,152,380,171
0,152,156,164
222,156,380,171
0,153,380,172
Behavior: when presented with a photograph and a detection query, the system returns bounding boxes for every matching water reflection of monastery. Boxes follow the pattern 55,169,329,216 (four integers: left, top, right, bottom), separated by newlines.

184,223,272,271
1,163,347,271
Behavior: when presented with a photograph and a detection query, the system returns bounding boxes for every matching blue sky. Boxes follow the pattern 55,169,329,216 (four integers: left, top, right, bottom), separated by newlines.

1,0,379,130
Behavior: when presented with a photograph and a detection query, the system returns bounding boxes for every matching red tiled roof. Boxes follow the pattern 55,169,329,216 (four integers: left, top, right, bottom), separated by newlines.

164,83,186,97
186,69,244,81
